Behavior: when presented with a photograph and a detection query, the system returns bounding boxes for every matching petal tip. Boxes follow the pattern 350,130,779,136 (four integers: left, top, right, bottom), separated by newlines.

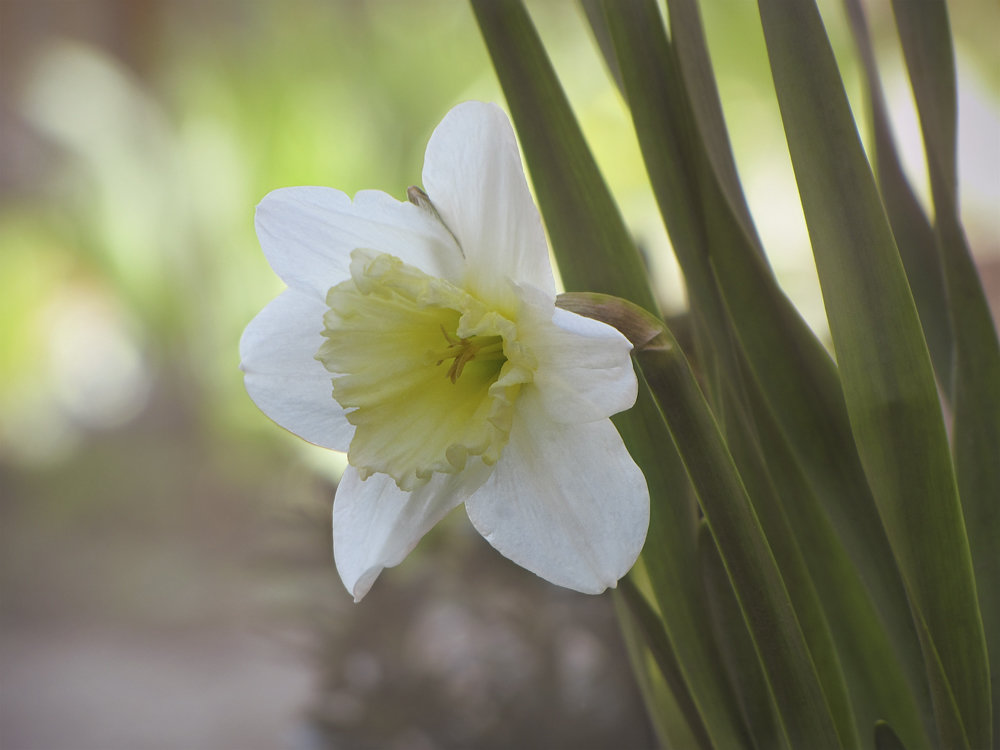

343,564,382,603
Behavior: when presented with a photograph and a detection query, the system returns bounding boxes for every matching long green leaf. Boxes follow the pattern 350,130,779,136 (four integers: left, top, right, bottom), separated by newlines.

614,590,710,750
748,380,934,750
661,0,766,264
891,3,1000,741
842,0,954,396
651,0,907,633
595,3,929,735
469,2,749,746
617,579,714,750
588,12,859,742
593,0,731,363
718,372,858,748
698,521,786,750
562,292,843,749
595,0,888,622
579,0,625,96
876,721,909,750
754,0,990,746
616,385,751,748
631,305,843,749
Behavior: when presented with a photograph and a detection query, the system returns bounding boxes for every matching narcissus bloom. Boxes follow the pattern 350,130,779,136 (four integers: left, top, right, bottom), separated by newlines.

240,101,648,600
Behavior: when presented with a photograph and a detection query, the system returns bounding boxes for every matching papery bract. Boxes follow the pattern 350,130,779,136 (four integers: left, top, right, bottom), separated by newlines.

240,101,648,600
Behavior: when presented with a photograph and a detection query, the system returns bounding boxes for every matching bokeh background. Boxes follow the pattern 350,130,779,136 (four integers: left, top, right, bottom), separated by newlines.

1,1,996,748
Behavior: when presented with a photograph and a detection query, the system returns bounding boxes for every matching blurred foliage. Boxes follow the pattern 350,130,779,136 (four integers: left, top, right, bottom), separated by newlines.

4,2,476,461
3,0,996,467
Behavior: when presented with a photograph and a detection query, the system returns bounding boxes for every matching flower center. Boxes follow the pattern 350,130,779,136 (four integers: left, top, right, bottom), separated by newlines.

432,327,506,384
315,250,533,491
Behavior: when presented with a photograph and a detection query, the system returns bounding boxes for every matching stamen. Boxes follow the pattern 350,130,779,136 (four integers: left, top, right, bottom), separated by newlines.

433,325,505,384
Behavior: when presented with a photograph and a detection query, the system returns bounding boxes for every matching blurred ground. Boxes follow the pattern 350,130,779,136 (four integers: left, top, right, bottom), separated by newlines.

0,379,655,750
0,383,314,749
0,628,313,750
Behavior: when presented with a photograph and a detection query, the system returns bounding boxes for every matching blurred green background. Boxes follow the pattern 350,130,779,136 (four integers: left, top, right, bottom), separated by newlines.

0,0,996,748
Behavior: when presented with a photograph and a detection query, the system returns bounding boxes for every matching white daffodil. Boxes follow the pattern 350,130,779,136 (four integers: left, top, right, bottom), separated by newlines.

240,101,649,600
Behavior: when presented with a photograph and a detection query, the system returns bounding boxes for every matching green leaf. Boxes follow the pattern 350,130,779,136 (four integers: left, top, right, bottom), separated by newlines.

614,589,711,750
562,292,843,749
754,0,991,745
843,0,954,397
717,372,858,748
593,5,928,738
635,310,843,749
891,2,1000,741
660,0,766,265
617,578,714,750
875,721,909,750
470,2,749,745
615,384,752,748
594,0,730,359
698,521,786,750
595,0,887,621
747,383,934,750
579,0,624,96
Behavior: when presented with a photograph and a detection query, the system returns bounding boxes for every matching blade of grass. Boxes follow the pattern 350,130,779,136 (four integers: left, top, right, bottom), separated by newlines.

875,721,909,750
698,521,787,750
748,377,934,750
579,0,624,96
617,578,714,750
662,0,766,263
843,0,954,396
586,15,882,742
614,589,711,750
718,370,858,749
561,292,844,749
891,3,1000,740
594,5,929,736
631,306,842,749
754,0,990,745
613,383,751,748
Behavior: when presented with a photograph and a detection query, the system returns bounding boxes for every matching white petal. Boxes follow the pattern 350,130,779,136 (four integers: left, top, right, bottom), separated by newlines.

333,462,493,601
255,186,464,301
520,297,637,423
465,392,648,594
240,289,353,451
421,101,556,304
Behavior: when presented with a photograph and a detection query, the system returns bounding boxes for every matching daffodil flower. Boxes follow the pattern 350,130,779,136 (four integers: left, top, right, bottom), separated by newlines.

240,101,649,600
